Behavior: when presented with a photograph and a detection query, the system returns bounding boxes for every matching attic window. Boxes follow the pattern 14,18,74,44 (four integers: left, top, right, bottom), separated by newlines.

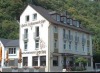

33,13,37,20
57,15,60,21
67,18,70,25
76,21,80,27
69,19,73,25
25,15,29,22
63,17,67,23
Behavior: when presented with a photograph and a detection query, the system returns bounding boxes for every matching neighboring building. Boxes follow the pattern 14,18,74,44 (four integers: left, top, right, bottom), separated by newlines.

20,4,93,72
0,38,19,67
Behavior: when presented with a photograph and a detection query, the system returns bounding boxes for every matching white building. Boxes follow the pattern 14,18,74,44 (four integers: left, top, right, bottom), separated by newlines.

0,38,19,67
20,4,93,72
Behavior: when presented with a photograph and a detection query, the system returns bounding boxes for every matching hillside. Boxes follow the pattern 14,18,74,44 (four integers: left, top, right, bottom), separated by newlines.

0,0,100,61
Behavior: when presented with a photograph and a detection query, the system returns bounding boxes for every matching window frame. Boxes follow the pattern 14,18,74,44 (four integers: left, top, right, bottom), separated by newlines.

33,13,37,20
24,41,28,51
23,57,28,66
35,39,39,49
53,56,58,66
40,56,46,66
32,56,38,66
25,15,29,22
8,48,16,55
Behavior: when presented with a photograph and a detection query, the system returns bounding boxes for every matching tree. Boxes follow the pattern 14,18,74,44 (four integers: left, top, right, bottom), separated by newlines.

75,57,88,70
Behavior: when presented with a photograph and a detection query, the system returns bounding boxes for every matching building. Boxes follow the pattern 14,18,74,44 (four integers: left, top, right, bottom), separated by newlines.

0,38,19,67
20,4,93,72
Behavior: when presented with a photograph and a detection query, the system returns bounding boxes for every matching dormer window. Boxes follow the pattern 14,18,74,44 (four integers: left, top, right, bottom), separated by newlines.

67,18,70,25
73,20,77,26
25,15,29,22
76,21,80,27
69,18,73,25
57,15,60,21
63,17,67,23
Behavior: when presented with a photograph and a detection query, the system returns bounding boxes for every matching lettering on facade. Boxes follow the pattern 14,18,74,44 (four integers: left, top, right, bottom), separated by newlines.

21,20,46,28
22,50,46,55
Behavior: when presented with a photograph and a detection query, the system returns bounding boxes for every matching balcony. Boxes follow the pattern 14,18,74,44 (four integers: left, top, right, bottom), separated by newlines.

54,49,58,53
68,35,73,42
63,34,69,40
75,36,79,43
54,33,58,39
23,34,28,41
34,32,40,40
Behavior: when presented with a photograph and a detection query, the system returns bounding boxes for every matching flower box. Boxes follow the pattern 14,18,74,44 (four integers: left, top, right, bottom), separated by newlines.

33,66,40,69
11,66,18,70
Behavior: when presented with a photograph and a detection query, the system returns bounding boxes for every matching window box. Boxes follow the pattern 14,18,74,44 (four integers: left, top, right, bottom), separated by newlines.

23,66,29,70
33,66,40,69
11,66,18,70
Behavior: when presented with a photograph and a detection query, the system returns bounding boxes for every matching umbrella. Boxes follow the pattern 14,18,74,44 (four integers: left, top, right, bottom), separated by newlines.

18,48,22,63
0,47,2,62
5,50,9,63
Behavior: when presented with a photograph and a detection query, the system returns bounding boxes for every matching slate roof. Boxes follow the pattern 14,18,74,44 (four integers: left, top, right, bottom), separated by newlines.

25,4,92,34
0,38,19,47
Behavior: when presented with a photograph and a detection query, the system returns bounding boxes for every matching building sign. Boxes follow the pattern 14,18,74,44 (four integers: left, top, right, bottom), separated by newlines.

22,50,46,55
21,20,46,28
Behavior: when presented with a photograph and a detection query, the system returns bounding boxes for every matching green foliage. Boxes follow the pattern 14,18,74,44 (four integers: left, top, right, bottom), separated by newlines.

0,0,100,62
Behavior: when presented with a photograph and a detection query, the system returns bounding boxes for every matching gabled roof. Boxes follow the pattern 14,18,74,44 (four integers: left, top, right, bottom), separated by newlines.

21,4,92,34
0,38,19,47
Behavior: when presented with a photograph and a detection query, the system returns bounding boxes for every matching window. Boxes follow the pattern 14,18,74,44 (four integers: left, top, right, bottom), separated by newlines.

69,19,73,25
9,48,16,54
24,29,28,39
35,26,39,37
23,57,28,66
33,13,37,20
35,39,39,48
24,41,27,50
63,40,66,49
75,42,78,51
88,58,91,66
63,29,66,38
53,56,58,66
32,56,38,66
77,21,80,27
8,60,15,66
67,18,70,25
25,15,29,22
57,15,60,21
69,41,71,50
64,17,66,23
40,56,46,66
82,44,85,51
54,40,57,49
54,26,58,33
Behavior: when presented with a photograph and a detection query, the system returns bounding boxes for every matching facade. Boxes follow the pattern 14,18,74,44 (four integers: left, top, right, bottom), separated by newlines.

0,38,19,67
20,4,93,72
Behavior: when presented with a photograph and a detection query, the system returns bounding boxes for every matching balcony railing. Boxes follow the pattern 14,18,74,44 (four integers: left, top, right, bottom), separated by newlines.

23,34,28,41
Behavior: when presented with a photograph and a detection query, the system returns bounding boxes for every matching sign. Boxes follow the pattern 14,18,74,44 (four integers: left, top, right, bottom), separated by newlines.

22,50,46,55
21,20,46,28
